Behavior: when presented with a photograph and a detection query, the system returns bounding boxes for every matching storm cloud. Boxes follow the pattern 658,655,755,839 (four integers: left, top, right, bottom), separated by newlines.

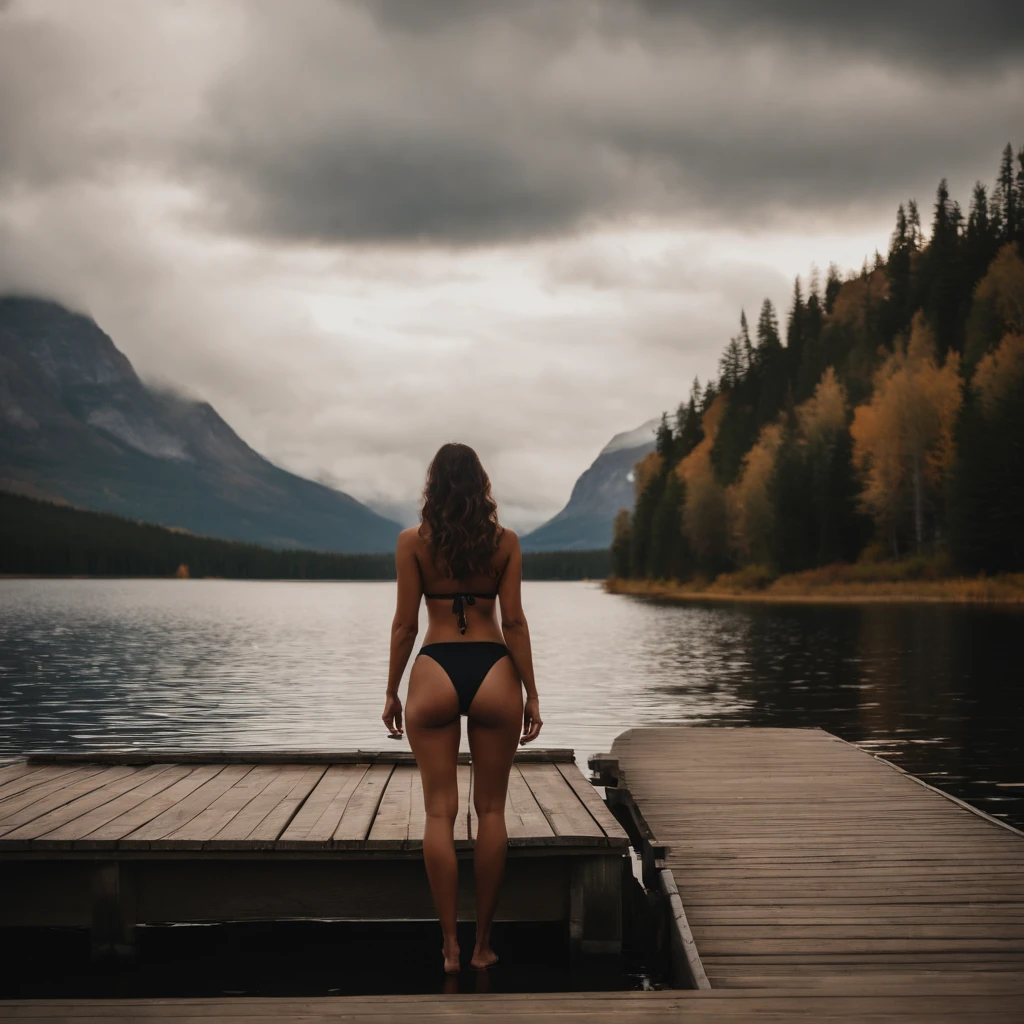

0,0,1020,527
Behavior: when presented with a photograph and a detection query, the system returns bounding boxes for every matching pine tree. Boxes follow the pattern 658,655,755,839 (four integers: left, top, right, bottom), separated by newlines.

630,474,663,579
648,471,686,579
924,178,963,356
886,202,913,339
655,412,674,458
1016,145,1024,247
998,142,1017,244
611,510,632,578
739,310,754,371
907,199,922,248
718,336,743,390
676,380,705,457
825,262,842,314
756,298,781,355
786,277,807,372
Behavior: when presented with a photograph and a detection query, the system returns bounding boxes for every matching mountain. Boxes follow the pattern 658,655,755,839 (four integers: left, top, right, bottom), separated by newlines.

521,419,658,551
0,297,402,553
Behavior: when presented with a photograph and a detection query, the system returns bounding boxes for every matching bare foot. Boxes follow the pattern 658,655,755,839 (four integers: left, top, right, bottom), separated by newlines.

470,948,498,970
443,944,461,974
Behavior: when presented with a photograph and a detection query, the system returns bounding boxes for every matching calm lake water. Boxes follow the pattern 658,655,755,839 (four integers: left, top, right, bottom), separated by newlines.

1,579,1022,829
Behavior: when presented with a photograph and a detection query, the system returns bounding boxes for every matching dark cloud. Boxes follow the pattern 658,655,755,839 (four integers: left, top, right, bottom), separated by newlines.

2,1,1021,248
182,0,1023,246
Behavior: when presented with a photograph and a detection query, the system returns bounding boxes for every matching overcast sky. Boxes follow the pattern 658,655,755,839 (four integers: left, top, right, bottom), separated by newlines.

1,1,1022,529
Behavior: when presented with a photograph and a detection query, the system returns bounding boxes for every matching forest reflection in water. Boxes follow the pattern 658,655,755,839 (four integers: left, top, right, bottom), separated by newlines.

0,579,1020,828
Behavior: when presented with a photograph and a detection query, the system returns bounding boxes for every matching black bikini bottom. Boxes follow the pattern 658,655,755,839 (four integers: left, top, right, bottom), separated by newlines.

417,642,511,716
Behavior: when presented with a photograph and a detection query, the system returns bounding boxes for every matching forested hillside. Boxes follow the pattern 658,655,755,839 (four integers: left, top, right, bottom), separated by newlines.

614,142,1024,583
0,491,608,581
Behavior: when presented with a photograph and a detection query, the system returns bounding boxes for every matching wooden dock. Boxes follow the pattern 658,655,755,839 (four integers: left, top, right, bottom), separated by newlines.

4,976,1024,1021
0,749,628,960
595,726,1024,1000
5,728,1024,1020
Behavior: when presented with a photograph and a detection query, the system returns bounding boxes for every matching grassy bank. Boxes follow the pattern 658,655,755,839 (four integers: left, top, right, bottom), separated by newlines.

605,560,1024,605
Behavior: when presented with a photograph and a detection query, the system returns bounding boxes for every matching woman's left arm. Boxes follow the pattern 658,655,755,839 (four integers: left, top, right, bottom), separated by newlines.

382,529,422,737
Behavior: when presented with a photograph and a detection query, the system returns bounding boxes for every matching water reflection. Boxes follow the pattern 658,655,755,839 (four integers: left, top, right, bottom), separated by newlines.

0,580,1021,827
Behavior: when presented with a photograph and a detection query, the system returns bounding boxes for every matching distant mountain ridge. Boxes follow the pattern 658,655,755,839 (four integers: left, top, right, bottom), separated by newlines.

0,296,402,553
521,419,657,551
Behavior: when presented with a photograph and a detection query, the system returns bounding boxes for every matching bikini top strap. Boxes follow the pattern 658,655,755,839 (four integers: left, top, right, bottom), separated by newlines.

422,590,498,634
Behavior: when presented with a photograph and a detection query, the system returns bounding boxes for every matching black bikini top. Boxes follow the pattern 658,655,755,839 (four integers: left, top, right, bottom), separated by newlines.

423,591,498,634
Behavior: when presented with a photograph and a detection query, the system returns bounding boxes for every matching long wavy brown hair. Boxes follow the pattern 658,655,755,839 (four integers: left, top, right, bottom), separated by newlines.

420,443,501,579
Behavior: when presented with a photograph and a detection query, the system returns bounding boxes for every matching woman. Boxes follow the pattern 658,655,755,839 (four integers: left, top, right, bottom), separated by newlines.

381,442,542,974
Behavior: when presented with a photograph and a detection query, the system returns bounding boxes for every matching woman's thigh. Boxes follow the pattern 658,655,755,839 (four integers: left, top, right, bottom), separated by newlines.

407,655,462,818
467,656,523,813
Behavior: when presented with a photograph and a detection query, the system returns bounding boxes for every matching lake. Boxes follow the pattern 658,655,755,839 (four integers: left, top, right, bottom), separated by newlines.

1,579,1021,829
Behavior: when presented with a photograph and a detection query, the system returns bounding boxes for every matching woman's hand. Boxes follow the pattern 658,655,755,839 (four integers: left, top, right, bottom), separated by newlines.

521,697,543,744
382,693,404,738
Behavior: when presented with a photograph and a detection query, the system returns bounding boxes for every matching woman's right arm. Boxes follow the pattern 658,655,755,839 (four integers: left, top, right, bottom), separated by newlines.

497,530,543,744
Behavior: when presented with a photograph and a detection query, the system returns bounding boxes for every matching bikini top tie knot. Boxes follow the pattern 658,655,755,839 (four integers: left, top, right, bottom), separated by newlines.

423,589,498,634
451,593,474,634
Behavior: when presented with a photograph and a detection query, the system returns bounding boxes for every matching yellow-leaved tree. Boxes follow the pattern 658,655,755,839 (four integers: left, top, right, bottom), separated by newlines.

973,332,1024,412
726,422,783,565
850,312,962,555
677,394,728,568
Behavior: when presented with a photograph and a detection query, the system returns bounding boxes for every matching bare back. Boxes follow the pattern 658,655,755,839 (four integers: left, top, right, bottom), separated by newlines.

407,526,516,645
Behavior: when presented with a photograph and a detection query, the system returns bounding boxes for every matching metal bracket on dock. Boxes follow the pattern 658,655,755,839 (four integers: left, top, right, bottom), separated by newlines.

588,753,710,991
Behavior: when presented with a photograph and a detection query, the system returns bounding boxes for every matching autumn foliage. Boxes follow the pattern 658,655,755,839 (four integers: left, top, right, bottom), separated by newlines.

614,141,1024,581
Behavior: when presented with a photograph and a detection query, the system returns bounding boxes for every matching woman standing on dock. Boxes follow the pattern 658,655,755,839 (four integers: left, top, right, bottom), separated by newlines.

382,442,543,974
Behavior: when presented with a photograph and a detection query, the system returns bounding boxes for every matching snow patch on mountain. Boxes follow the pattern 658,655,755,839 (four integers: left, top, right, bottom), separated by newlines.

600,418,660,456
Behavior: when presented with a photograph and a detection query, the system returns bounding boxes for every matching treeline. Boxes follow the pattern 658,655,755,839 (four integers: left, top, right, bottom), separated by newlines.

614,141,1024,582
521,549,610,580
0,490,607,581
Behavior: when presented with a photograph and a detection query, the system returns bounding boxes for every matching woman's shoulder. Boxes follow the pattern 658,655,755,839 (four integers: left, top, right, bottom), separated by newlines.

496,526,519,556
397,525,426,552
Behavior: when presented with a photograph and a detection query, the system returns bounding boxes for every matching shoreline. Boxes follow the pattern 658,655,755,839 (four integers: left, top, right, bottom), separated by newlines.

605,573,1024,606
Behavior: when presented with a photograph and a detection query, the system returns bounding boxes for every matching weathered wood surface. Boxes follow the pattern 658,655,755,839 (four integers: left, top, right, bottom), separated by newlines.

0,751,627,854
26,749,575,765
609,726,1024,990
4,975,1024,1022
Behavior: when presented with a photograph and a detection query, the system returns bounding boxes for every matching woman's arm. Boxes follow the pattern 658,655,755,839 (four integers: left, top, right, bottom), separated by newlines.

497,531,543,744
382,529,422,738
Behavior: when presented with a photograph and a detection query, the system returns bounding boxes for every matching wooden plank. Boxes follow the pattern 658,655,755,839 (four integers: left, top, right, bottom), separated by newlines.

117,766,248,844
212,765,326,843
0,760,45,790
2,764,171,841
27,748,576,765
76,766,226,842
556,761,629,842
279,764,369,844
505,765,555,840
368,764,415,843
519,762,605,838
334,763,393,843
0,766,135,834
0,765,81,803
162,765,280,842
6,984,1024,1020
43,766,193,843
0,765,109,821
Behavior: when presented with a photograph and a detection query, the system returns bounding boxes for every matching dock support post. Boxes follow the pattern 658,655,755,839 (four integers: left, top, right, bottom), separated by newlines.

90,861,136,959
569,855,623,967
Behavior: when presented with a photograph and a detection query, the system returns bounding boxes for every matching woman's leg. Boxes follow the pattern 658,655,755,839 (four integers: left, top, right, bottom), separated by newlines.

406,656,462,972
466,656,523,967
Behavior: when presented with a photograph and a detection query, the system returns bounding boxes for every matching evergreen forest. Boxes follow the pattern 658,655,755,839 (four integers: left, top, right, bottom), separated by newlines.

613,142,1024,583
0,490,608,581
